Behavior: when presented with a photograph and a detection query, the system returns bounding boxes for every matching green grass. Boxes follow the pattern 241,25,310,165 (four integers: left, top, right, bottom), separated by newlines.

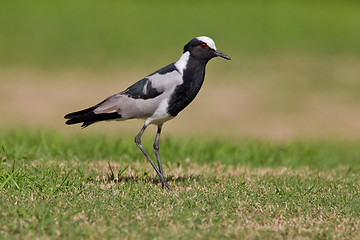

0,0,359,69
1,130,360,239
1,1,360,238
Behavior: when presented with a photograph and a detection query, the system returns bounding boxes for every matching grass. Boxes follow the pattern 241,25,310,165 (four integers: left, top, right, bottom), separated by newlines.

0,0,359,69
1,1,360,238
1,130,360,239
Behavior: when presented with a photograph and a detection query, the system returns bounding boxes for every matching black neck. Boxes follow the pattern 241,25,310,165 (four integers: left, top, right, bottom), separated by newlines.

167,56,208,116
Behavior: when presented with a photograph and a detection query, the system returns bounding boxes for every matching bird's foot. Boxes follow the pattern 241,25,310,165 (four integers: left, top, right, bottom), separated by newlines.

162,181,172,190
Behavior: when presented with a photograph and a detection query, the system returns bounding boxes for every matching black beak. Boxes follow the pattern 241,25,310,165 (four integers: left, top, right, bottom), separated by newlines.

215,50,231,60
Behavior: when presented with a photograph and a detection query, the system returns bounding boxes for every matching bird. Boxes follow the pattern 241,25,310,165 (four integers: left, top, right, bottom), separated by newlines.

64,36,231,189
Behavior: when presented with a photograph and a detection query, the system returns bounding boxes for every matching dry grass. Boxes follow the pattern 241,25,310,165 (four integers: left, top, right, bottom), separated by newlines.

3,159,359,239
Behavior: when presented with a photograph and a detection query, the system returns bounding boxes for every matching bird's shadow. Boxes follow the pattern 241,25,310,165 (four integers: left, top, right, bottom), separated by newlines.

108,174,202,185
103,162,202,186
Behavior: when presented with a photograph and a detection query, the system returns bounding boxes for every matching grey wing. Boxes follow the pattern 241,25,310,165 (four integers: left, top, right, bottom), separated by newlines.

94,63,183,119
65,63,183,127
93,78,163,118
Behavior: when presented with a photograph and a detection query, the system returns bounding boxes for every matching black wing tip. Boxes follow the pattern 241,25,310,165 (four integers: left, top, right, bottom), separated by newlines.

81,122,94,128
64,109,94,127
64,110,122,128
64,118,94,128
65,118,78,125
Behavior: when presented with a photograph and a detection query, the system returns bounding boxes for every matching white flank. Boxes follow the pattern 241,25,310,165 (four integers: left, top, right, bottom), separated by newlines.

196,36,217,50
145,99,172,125
174,51,190,74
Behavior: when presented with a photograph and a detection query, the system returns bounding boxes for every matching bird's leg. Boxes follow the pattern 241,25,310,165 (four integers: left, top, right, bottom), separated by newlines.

153,124,163,176
135,124,172,190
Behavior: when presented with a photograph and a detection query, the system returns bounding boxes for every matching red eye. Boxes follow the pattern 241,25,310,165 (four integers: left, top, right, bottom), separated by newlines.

201,43,207,48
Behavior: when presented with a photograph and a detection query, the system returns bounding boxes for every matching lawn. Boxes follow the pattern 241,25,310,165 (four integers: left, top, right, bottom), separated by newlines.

0,0,359,69
1,1,360,239
1,130,360,239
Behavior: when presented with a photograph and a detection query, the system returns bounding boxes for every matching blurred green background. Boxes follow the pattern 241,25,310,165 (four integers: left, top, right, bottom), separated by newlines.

1,0,360,140
1,0,359,68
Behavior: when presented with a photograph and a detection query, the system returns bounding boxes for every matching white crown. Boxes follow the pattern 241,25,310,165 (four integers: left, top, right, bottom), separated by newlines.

196,36,217,50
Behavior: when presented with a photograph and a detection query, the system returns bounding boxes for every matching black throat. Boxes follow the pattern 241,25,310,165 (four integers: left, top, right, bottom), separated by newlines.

167,55,209,116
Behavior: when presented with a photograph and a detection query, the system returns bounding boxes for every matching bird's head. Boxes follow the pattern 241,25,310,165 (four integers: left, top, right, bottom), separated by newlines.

183,36,231,61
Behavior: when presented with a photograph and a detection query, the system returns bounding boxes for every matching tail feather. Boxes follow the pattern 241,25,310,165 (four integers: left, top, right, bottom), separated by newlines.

64,103,122,128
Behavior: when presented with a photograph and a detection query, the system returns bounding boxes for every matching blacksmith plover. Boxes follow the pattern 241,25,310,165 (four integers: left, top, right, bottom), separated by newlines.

64,36,231,189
